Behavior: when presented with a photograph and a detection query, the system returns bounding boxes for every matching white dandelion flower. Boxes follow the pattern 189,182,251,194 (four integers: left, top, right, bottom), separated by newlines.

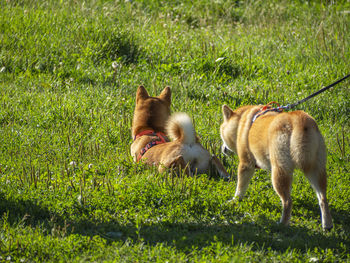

112,61,118,69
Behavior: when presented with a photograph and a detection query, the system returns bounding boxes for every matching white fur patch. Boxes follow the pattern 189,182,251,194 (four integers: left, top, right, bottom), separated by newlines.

182,144,211,173
168,113,196,145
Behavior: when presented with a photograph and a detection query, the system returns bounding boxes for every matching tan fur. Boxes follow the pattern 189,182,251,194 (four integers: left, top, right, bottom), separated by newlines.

131,86,229,179
220,104,333,229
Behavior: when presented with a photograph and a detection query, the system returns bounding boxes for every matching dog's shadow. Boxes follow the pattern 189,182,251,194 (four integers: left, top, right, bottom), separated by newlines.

1,191,348,255
133,217,345,253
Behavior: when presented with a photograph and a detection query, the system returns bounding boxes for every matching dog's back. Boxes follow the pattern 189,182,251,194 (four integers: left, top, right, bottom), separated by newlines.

289,111,326,172
267,111,326,173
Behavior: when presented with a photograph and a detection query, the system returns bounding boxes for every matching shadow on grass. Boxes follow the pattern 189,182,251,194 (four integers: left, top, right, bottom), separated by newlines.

134,219,345,252
293,196,350,230
0,192,57,226
1,191,348,254
0,189,350,252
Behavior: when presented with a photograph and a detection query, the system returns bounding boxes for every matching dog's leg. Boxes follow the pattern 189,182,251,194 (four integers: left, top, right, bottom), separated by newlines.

271,165,293,225
210,155,230,180
305,168,333,230
234,163,254,199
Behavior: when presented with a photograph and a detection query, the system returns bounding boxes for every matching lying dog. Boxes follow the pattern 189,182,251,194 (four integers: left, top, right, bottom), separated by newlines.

220,104,333,229
131,85,229,179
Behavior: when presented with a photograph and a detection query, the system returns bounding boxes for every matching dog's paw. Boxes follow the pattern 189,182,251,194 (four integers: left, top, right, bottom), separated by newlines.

227,196,241,204
322,224,333,232
210,155,230,180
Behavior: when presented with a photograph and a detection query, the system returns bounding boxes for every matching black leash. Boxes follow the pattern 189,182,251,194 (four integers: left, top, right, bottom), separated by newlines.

281,73,350,110
252,74,350,123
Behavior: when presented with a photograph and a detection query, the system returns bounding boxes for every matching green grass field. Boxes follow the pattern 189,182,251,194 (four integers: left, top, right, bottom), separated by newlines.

0,0,349,262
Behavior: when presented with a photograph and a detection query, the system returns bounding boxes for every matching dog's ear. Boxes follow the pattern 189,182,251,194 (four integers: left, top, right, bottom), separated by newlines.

159,86,171,105
222,104,234,121
136,86,149,103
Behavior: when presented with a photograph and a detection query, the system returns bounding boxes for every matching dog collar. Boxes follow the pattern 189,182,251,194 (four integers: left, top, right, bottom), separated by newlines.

134,130,169,162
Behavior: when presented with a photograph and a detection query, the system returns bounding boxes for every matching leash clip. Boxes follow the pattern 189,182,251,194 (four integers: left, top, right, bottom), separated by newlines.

281,104,291,110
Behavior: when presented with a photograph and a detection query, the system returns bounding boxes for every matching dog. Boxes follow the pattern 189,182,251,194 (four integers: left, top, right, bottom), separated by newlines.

220,104,333,229
131,85,229,179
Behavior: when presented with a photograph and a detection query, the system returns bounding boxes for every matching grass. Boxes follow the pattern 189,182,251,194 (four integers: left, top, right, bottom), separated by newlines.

0,0,349,262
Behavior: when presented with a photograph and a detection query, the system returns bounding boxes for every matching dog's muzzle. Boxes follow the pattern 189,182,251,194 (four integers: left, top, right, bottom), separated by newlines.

222,144,234,156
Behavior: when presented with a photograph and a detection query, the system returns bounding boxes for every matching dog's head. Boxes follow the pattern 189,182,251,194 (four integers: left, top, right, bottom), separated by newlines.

220,104,239,156
132,86,171,137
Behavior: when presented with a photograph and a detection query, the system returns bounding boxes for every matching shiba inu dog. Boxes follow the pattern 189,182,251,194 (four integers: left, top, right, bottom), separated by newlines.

131,85,229,179
220,104,333,229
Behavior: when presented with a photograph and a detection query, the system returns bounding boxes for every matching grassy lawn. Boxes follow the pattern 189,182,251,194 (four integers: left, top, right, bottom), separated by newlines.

0,0,349,262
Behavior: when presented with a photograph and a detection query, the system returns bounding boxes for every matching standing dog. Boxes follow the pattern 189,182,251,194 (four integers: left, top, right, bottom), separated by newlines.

220,104,333,229
131,85,229,178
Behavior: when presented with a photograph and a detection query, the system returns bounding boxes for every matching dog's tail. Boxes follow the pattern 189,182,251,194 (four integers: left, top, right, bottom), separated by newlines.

166,113,196,145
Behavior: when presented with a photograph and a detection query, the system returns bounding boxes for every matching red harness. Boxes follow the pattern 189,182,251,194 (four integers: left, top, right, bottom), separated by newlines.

252,101,284,123
134,130,169,162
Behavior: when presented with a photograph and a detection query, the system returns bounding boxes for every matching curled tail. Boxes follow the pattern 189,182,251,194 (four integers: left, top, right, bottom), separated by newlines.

166,113,196,145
